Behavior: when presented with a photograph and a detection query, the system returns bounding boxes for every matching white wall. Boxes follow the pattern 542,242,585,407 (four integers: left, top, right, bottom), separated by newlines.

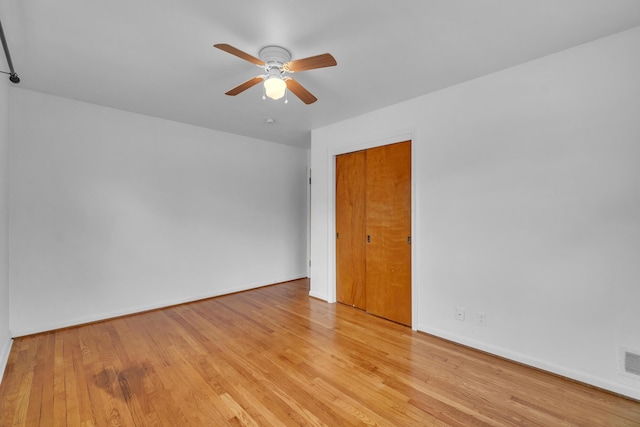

310,27,640,399
9,88,308,336
0,64,12,378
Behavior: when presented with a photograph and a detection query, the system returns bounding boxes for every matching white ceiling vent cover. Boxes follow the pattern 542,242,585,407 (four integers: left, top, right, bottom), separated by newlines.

620,347,640,378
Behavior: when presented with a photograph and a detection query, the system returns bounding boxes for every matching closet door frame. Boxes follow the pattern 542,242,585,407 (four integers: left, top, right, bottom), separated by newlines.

328,129,417,330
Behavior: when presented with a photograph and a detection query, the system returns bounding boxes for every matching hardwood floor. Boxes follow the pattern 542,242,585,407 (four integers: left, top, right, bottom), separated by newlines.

1,279,639,426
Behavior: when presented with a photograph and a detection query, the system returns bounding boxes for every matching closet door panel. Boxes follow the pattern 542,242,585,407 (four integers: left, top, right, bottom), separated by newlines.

335,150,367,309
365,141,412,326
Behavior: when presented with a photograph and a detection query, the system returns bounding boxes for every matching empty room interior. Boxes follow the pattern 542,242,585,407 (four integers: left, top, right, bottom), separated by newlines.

1,1,640,425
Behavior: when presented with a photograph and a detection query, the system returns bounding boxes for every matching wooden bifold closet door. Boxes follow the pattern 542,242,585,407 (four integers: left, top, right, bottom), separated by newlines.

336,150,367,310
336,141,411,326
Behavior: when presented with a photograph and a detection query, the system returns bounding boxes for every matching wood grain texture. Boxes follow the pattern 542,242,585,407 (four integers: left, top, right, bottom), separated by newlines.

1,279,639,426
336,150,367,309
214,44,264,66
225,76,264,96
283,53,337,73
285,78,317,105
366,141,412,326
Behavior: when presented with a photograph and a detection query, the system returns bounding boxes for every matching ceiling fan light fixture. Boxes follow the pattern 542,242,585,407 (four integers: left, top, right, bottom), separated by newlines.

264,75,287,100
215,44,336,105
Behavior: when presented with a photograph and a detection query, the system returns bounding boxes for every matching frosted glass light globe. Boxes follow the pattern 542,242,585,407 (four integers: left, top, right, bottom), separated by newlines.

264,77,286,100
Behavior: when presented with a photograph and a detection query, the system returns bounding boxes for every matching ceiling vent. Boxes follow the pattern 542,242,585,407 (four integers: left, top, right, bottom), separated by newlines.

620,347,640,378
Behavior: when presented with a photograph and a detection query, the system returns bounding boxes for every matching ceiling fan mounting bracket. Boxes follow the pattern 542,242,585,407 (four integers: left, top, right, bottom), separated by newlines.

259,45,291,71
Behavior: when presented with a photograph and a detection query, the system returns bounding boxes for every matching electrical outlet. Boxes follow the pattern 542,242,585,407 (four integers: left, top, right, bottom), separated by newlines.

456,307,465,321
477,312,487,327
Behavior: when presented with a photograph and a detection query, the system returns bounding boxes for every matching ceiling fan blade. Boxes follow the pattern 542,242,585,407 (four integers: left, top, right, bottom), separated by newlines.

214,44,264,67
285,78,317,104
284,53,336,73
225,76,264,96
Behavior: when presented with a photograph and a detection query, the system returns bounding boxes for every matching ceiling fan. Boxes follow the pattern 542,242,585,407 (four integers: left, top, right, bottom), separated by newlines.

214,44,337,105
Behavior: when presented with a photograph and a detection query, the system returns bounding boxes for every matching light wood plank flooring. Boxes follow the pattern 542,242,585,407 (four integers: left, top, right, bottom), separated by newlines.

1,279,639,426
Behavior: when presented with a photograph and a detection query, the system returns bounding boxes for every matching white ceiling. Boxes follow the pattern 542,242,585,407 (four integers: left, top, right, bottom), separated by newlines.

1,1,640,148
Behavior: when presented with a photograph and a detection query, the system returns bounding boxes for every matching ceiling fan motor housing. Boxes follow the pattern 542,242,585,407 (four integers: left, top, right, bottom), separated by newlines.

259,46,291,70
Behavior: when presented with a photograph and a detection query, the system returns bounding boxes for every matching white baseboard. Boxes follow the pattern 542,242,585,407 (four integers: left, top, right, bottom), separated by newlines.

308,290,328,301
11,276,306,337
0,334,12,384
416,323,640,401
